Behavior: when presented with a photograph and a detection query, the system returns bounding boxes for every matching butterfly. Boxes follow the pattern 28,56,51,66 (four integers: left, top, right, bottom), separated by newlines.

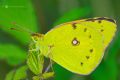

30,17,117,75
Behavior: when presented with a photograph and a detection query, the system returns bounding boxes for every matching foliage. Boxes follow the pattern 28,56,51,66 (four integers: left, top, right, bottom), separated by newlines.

5,65,28,80
0,0,120,80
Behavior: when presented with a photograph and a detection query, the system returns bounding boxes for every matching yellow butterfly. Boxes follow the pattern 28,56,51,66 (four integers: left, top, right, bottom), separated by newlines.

31,17,117,75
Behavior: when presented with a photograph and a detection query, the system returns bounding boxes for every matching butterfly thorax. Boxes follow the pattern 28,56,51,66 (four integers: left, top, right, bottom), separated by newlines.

31,33,51,57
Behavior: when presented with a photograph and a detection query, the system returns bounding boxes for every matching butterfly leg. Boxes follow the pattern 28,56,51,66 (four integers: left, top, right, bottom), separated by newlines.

39,59,55,80
44,59,54,73
45,45,54,58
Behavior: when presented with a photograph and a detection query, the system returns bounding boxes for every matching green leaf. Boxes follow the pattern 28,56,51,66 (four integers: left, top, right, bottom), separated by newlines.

27,43,44,75
27,53,44,75
42,72,54,79
5,65,28,80
0,0,39,45
13,65,28,80
5,70,15,80
91,31,120,80
33,72,54,80
53,64,73,80
0,44,27,65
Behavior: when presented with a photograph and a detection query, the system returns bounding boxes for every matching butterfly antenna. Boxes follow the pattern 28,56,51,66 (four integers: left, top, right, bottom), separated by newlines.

10,22,34,35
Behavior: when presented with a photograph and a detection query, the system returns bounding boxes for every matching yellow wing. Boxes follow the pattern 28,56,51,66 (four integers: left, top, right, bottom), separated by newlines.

74,17,117,48
40,22,105,75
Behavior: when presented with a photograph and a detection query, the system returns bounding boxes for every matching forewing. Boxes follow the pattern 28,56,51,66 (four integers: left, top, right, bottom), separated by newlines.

75,17,117,48
43,22,104,75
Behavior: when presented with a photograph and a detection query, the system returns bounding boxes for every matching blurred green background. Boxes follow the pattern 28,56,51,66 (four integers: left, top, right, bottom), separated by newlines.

0,0,120,80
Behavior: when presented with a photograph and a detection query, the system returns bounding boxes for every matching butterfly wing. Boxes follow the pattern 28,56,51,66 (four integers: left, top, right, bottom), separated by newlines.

74,17,117,48
41,22,105,75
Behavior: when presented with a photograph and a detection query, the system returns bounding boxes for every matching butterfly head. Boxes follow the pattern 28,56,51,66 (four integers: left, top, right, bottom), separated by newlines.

31,33,44,42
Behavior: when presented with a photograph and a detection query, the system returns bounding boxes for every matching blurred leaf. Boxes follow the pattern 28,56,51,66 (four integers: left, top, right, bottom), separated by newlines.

53,7,91,26
91,31,120,80
70,75,87,80
27,53,44,75
0,0,39,45
39,0,60,31
91,59,117,80
0,44,27,65
27,43,44,75
53,64,73,80
5,70,15,80
5,65,28,80
33,72,54,80
42,72,54,79
91,61,111,80
13,65,28,80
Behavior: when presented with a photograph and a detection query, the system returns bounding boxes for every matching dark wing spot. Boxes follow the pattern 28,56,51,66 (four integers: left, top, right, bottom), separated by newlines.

101,29,104,32
90,49,93,53
80,62,83,66
89,35,91,38
84,28,87,32
72,23,77,29
86,56,90,59
98,20,102,23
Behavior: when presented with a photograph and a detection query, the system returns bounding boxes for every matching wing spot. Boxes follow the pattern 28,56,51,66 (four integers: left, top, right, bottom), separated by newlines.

101,29,104,32
98,20,102,23
89,35,91,38
84,28,87,32
72,38,80,46
80,62,83,66
90,49,93,53
72,23,77,29
86,56,90,59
